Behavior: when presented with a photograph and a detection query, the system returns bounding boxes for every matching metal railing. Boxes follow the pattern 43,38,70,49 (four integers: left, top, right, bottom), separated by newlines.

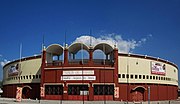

46,59,114,67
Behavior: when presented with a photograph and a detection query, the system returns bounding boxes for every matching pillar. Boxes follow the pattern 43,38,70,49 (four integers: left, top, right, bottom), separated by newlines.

89,82,94,100
73,54,75,59
64,46,68,65
88,47,93,65
63,81,68,100
106,54,108,60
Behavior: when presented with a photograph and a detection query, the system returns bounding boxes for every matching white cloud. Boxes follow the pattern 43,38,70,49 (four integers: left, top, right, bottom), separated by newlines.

73,33,152,53
0,59,10,67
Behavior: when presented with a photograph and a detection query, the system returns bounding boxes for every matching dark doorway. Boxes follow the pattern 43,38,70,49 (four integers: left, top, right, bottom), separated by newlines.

131,87,146,101
93,85,114,100
68,85,88,95
68,84,89,100
22,86,32,99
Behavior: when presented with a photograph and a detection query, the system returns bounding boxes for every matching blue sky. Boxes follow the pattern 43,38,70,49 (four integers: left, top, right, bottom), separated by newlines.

0,0,180,81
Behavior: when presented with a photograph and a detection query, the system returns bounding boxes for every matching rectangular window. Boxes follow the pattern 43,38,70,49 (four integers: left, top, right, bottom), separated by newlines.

143,75,145,79
118,74,121,78
94,85,114,95
39,75,41,79
146,75,149,79
156,76,158,80
153,76,155,79
45,85,63,95
122,74,125,78
150,76,152,79
29,75,31,79
21,76,22,80
139,75,141,79
36,75,38,79
23,76,25,79
126,74,129,78
33,75,35,79
131,75,133,79
26,76,28,79
135,75,138,79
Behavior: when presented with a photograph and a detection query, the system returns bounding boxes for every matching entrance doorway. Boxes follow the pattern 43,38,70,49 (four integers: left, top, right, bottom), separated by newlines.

131,86,146,101
93,85,114,100
22,86,32,99
44,85,63,100
68,84,89,100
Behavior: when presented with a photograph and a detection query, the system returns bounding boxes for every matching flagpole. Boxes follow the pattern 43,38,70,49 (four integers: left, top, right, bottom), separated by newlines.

81,43,84,104
103,44,106,104
16,43,22,102
19,43,22,85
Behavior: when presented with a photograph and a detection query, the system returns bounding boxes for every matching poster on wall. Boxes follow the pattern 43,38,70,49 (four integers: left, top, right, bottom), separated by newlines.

151,61,166,75
114,87,119,98
16,87,22,102
8,64,19,77
40,87,45,97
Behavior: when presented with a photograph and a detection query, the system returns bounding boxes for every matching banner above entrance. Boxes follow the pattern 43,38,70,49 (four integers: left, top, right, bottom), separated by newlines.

61,76,96,81
63,70,94,75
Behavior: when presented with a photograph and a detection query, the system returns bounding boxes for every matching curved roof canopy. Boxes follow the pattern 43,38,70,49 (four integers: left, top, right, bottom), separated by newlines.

94,43,114,54
46,44,64,56
68,42,89,54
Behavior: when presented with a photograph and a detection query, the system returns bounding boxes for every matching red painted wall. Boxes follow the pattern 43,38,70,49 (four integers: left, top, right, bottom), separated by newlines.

2,83,40,99
117,83,178,101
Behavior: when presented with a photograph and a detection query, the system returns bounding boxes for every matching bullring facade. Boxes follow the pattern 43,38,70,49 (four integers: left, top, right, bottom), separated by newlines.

2,42,178,101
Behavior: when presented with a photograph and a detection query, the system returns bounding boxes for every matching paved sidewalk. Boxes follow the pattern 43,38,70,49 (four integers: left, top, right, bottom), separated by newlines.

0,98,180,104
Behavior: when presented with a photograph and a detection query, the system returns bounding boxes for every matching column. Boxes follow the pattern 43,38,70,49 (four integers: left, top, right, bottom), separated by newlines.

89,82,94,101
64,48,68,65
63,81,68,100
88,47,93,65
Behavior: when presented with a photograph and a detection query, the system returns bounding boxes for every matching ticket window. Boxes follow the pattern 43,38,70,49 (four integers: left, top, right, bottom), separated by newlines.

94,85,114,95
68,85,89,95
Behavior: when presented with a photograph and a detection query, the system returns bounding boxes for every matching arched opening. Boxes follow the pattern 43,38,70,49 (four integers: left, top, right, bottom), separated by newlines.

131,86,146,101
22,86,32,99
93,43,114,65
46,44,64,66
93,49,106,65
68,42,89,64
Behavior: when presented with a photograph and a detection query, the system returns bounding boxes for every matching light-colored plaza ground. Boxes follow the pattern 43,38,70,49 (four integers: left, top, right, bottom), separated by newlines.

0,98,180,104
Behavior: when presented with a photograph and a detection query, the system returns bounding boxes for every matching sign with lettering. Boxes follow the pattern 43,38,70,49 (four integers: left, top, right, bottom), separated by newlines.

114,87,119,98
63,70,94,75
8,64,19,77
151,61,166,75
16,87,22,102
61,76,96,80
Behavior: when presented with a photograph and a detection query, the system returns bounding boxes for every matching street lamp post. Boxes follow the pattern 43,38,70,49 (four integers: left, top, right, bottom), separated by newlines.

148,86,150,104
